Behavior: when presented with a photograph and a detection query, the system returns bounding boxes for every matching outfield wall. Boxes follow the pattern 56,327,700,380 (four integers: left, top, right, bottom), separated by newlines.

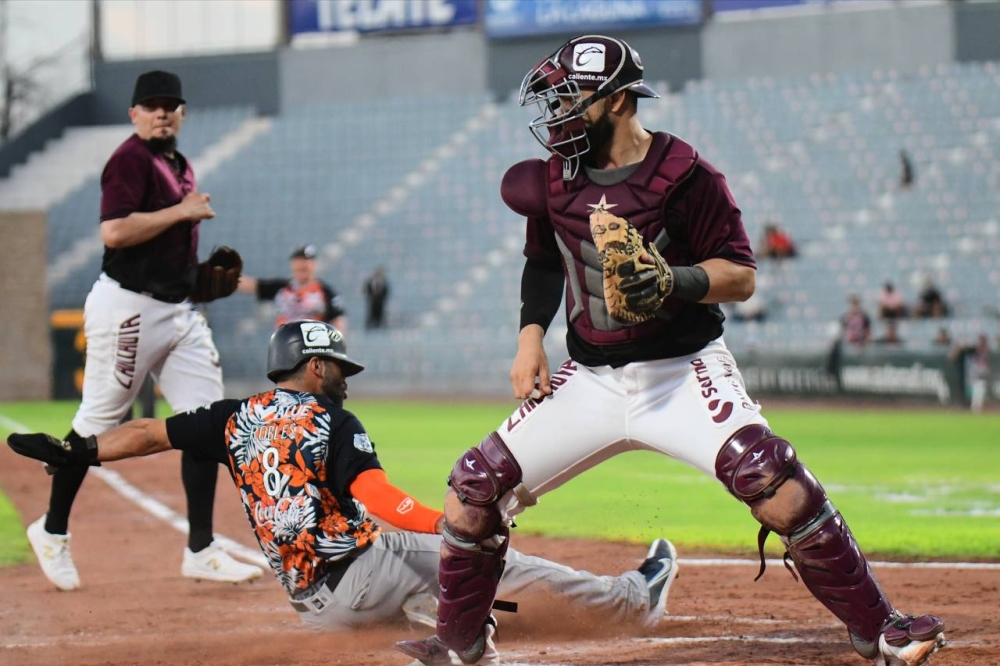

0,212,50,400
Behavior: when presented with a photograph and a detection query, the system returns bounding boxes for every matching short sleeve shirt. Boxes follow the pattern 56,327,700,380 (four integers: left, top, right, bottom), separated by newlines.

165,388,381,594
255,278,346,327
99,134,199,297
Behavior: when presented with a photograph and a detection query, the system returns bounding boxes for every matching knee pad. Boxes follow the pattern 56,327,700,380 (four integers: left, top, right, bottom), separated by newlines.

716,424,829,537
446,432,530,543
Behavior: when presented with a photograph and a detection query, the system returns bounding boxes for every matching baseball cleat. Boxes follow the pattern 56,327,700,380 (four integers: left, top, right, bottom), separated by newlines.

182,543,263,583
873,614,946,666
26,515,80,591
396,617,498,666
638,538,679,628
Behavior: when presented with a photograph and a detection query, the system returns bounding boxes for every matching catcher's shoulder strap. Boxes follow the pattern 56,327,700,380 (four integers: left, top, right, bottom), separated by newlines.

501,159,548,218
546,132,700,203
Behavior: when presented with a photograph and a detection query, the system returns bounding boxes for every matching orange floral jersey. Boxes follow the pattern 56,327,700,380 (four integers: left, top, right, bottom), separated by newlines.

219,389,381,594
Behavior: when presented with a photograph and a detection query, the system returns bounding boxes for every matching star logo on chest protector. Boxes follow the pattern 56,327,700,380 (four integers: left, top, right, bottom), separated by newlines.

586,194,618,214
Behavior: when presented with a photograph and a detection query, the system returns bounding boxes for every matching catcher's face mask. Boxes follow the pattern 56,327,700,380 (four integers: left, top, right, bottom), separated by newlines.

518,35,660,181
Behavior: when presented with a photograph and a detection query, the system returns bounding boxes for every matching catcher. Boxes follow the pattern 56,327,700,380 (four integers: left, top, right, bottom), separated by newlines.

23,69,258,593
396,35,945,666
9,321,680,665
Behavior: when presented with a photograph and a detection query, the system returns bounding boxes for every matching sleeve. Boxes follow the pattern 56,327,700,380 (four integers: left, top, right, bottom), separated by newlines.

523,216,563,266
255,278,289,301
326,414,382,496
164,399,241,464
349,469,442,534
322,282,346,321
100,149,151,222
519,258,565,332
678,165,756,268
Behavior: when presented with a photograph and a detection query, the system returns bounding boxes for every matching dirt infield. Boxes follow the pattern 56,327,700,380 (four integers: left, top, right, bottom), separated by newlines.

1,446,997,666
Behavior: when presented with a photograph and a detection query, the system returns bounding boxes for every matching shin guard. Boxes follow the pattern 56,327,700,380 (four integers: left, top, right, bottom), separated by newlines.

436,526,510,656
717,424,893,653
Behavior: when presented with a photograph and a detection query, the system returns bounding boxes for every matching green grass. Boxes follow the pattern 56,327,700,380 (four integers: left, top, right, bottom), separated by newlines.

1,400,998,563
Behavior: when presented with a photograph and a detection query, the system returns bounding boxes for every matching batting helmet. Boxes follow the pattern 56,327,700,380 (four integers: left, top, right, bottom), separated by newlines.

519,35,659,180
266,320,364,382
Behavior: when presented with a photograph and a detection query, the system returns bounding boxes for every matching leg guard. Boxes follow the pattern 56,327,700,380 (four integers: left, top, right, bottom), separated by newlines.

716,424,893,654
436,433,524,657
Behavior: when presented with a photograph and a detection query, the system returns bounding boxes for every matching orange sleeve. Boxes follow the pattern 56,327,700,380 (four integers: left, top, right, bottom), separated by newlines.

349,469,443,534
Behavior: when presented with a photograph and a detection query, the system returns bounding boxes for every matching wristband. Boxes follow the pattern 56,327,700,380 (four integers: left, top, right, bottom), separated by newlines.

669,266,710,302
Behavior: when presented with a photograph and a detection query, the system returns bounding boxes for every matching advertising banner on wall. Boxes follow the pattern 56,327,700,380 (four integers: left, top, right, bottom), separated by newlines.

289,0,478,36
484,0,702,39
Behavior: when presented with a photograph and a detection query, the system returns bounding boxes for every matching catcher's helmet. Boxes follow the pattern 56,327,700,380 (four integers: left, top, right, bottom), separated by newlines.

266,320,364,382
519,35,659,180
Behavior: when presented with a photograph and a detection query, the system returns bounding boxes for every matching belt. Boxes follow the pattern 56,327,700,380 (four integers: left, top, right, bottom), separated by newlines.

288,556,355,614
118,283,188,304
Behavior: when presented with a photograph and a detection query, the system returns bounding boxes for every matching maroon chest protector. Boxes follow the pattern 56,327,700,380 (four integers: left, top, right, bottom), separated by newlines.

504,132,699,345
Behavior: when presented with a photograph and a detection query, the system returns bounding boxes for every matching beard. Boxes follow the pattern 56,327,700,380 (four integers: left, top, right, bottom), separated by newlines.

581,108,615,168
321,372,348,406
146,135,177,155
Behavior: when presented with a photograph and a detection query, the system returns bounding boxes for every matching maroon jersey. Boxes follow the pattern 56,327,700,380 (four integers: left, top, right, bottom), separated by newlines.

505,132,755,366
99,134,199,299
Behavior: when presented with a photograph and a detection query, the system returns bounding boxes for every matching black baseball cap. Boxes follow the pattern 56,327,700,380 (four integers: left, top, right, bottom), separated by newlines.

290,244,317,260
132,70,185,107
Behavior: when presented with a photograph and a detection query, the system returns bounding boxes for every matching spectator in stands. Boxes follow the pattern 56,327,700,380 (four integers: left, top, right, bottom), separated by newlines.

899,150,915,189
913,276,948,318
874,320,905,347
841,295,872,347
952,334,992,413
238,244,347,331
932,327,952,347
877,281,907,319
732,285,767,322
363,266,390,330
758,223,797,260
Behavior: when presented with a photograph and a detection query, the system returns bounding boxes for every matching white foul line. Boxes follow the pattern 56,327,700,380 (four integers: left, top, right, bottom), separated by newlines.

0,413,267,569
1,413,999,572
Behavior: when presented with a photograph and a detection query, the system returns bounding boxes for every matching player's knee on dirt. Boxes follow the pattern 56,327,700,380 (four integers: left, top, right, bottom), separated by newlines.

715,424,894,651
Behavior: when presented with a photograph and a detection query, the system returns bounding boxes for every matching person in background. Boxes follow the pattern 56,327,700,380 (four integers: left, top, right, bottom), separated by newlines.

363,266,390,330
952,334,992,413
878,281,908,320
238,244,347,331
899,150,915,189
932,327,952,347
874,320,905,347
913,277,948,319
758,223,797,260
841,295,872,347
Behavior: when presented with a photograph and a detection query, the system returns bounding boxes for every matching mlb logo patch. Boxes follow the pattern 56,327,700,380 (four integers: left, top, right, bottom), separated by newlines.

353,433,373,453
572,43,606,73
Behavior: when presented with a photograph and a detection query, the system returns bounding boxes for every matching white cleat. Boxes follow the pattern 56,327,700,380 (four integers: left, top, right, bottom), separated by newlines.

182,543,263,583
26,515,81,591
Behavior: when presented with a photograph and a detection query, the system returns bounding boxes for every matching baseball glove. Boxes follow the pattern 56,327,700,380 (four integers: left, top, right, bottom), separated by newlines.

190,246,243,303
590,211,673,324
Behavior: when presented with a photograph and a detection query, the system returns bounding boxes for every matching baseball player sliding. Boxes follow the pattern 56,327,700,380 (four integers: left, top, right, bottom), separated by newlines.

396,35,946,666
26,70,259,591
9,321,679,666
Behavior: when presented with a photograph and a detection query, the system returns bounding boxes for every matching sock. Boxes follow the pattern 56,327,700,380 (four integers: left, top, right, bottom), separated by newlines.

44,430,89,535
181,451,218,552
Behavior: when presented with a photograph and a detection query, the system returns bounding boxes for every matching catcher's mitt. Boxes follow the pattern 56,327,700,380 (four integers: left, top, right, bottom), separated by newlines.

190,246,243,303
590,211,673,324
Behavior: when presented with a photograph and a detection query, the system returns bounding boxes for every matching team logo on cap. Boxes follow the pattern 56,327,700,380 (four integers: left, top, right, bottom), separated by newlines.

300,322,335,347
572,43,606,73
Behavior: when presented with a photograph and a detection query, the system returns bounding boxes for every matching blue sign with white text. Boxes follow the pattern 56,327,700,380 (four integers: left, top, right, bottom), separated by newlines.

484,0,702,39
289,0,479,36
